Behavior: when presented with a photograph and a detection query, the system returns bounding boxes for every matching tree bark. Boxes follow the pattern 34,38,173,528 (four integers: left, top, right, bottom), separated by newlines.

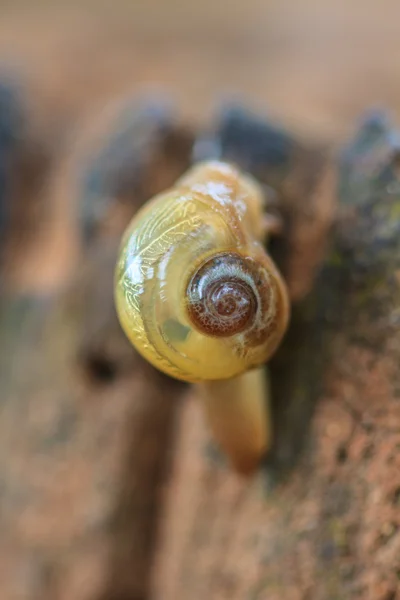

151,113,400,600
0,96,192,600
1,98,399,600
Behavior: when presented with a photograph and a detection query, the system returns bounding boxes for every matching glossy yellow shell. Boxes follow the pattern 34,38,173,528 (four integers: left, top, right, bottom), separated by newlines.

115,161,289,382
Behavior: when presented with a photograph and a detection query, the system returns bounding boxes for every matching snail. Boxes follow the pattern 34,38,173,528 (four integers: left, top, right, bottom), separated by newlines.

114,160,290,475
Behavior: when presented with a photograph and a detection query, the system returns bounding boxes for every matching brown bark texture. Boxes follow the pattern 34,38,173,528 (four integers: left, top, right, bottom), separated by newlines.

152,112,400,600
1,88,399,600
0,94,193,600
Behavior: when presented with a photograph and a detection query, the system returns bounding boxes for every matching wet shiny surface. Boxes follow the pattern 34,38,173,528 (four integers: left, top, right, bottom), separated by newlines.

115,161,289,382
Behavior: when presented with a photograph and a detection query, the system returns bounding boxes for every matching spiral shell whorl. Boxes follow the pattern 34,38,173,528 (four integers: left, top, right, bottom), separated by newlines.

186,251,279,345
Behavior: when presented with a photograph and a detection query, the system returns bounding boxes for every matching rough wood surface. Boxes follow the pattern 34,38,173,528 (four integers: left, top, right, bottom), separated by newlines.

2,96,399,600
0,98,191,600
152,113,400,600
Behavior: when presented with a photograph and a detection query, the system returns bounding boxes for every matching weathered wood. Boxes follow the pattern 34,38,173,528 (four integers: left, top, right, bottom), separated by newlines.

152,113,400,600
0,97,192,600
2,93,399,600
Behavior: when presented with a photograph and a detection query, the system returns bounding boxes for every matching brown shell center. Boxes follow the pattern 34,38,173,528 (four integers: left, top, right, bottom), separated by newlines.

187,274,257,338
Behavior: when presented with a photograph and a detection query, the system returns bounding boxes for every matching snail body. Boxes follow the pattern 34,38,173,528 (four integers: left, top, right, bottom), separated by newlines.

115,161,288,379
115,161,289,474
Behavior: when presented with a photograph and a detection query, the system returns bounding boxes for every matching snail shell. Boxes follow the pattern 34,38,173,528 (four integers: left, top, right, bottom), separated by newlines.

115,161,289,382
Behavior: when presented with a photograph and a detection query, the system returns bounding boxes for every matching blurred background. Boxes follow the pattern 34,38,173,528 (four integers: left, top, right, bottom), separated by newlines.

2,0,400,291
1,2,400,599
1,0,400,141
